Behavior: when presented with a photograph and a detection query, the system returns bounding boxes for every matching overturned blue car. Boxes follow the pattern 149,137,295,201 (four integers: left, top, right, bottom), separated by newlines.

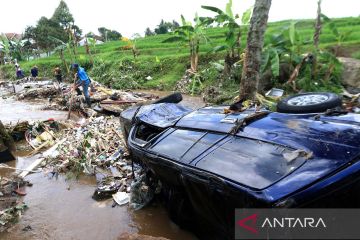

120,92,360,239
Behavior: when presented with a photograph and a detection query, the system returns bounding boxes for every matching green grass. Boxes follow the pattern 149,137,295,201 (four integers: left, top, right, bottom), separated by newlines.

352,50,360,60
1,16,360,91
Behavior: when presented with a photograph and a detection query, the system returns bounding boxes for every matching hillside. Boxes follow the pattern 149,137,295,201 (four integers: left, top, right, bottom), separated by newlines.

1,17,360,93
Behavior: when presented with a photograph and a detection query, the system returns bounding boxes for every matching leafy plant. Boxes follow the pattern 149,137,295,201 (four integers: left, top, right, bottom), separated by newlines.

0,34,11,62
49,36,75,74
202,0,253,75
261,32,288,78
321,14,353,56
189,72,203,95
0,34,25,61
261,21,310,78
121,35,141,61
163,14,208,73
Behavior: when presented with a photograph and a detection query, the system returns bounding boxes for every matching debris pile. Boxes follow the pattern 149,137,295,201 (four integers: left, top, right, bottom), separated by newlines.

174,70,194,94
26,116,159,208
0,176,30,232
32,116,145,205
25,119,62,150
18,87,59,100
1,78,158,118
342,91,360,113
130,173,161,210
5,121,29,141
38,116,121,170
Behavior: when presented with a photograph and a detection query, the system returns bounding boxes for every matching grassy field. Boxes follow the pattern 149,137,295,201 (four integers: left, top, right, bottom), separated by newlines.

1,17,360,91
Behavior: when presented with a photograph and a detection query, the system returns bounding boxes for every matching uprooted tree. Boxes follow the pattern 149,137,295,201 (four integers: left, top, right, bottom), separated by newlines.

239,0,272,101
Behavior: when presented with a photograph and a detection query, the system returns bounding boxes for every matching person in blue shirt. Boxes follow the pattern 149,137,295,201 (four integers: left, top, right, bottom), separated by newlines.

71,63,91,107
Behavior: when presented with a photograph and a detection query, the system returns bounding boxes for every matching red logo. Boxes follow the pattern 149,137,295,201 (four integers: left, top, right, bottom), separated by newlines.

237,213,258,234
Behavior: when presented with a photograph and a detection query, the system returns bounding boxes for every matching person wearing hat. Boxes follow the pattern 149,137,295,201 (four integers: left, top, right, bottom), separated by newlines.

54,67,62,83
71,63,91,107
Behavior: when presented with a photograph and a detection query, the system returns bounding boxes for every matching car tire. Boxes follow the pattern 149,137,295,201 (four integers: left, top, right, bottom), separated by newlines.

153,92,182,104
277,92,342,113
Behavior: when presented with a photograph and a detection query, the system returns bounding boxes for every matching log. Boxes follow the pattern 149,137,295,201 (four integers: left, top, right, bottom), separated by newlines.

67,77,77,119
100,100,138,105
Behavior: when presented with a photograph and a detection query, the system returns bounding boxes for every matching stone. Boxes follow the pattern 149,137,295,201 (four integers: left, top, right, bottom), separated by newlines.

338,57,360,93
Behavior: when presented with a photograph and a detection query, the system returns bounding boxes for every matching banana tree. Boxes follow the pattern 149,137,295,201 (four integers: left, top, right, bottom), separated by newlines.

84,37,98,64
261,21,310,79
8,38,25,61
49,36,72,74
0,34,11,64
288,21,311,62
202,0,252,75
0,34,24,62
163,14,207,73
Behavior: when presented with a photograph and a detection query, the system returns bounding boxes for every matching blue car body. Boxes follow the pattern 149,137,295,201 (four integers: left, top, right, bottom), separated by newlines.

120,104,360,239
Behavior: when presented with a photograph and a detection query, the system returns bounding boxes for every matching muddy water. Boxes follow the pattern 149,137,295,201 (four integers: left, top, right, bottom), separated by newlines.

0,173,196,240
0,92,203,240
0,98,67,124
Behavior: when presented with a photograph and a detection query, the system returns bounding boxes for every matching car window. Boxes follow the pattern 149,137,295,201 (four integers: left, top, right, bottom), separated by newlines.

151,129,205,161
196,137,306,189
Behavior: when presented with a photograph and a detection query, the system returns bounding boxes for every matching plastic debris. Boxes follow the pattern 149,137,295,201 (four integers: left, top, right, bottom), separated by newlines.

112,192,130,206
92,176,122,201
265,88,284,98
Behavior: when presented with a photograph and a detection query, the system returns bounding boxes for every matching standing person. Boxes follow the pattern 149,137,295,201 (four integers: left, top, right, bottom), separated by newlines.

54,67,62,83
30,66,38,79
15,65,25,79
71,63,91,107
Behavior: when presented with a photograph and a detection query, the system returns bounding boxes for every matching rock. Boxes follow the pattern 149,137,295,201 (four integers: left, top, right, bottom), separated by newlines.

338,57,360,93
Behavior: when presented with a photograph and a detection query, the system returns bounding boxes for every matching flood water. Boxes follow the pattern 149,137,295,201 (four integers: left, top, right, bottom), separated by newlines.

0,98,67,124
0,91,204,240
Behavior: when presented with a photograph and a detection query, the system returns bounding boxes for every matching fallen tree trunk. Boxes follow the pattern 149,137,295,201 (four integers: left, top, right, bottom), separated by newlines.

100,100,139,105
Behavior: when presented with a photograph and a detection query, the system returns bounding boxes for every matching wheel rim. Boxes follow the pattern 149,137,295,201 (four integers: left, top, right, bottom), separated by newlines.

287,94,329,106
